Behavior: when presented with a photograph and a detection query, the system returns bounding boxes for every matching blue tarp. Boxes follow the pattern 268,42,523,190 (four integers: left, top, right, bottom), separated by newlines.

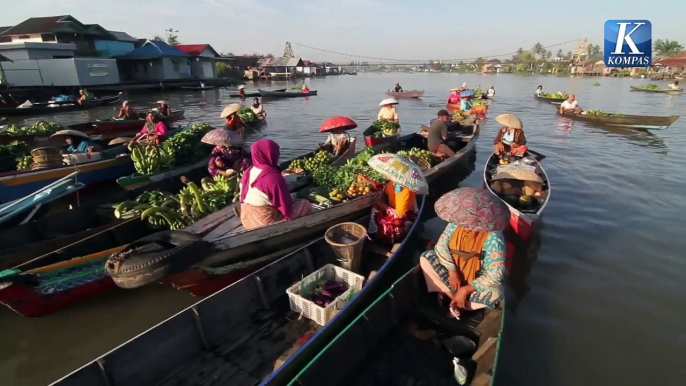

116,40,190,60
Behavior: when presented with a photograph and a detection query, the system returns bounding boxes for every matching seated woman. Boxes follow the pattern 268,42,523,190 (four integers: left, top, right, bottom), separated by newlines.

114,101,138,120
419,221,506,317
493,113,527,157
377,98,399,122
238,85,246,98
55,131,99,154
133,111,169,145
239,139,312,230
668,80,680,90
321,129,351,157
535,85,544,96
206,129,248,178
250,97,266,119
301,84,310,93
220,103,245,135
76,89,94,105
460,94,474,112
446,88,461,105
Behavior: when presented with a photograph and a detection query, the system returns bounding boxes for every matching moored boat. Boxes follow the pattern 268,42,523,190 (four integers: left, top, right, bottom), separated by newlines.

483,152,550,242
630,85,683,93
386,90,425,98
534,95,565,104
258,89,318,98
181,85,215,90
90,109,185,136
228,88,286,98
0,93,122,117
560,111,679,130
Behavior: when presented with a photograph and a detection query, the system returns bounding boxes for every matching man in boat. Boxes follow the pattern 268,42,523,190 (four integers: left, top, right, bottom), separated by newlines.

301,84,310,93
394,83,403,92
535,85,543,96
558,94,582,114
426,110,456,157
114,101,138,120
668,80,680,90
238,85,246,98
76,89,94,105
487,86,496,98
155,100,172,116
250,97,266,119
377,98,399,122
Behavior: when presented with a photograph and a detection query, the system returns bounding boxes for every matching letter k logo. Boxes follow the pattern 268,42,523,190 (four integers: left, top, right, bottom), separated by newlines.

612,22,645,54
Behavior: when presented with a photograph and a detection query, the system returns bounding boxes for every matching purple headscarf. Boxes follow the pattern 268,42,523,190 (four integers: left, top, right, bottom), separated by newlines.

239,139,293,219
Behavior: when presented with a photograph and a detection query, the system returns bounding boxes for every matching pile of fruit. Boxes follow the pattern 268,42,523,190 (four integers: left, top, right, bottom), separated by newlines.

635,84,660,90
288,150,331,172
541,91,569,99
129,143,174,175
396,147,433,165
453,110,468,120
593,82,601,86
370,119,400,137
585,109,626,117
0,121,63,137
114,174,238,230
16,155,33,170
0,141,30,172
237,107,257,123
472,99,487,107
473,87,483,96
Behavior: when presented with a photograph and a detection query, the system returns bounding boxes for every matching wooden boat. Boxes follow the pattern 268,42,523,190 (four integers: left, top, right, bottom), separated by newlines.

363,125,400,147
484,152,550,242
258,89,318,98
534,95,565,104
560,111,680,130
386,90,424,98
629,85,683,94
470,104,489,114
0,172,84,227
0,93,122,117
181,85,216,90
90,110,185,136
50,203,428,385
228,89,286,98
415,122,479,182
271,266,504,386
117,156,211,191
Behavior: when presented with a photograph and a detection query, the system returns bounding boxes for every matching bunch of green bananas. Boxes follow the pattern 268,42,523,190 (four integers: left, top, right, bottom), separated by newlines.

130,143,174,175
16,155,33,170
161,123,213,166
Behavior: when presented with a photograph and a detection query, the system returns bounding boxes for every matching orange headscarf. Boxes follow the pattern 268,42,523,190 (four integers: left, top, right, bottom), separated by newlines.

384,181,416,217
448,226,489,288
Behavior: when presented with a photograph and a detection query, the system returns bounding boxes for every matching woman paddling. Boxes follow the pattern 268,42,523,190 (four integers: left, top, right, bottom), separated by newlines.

446,88,461,105
377,98,399,122
250,97,266,119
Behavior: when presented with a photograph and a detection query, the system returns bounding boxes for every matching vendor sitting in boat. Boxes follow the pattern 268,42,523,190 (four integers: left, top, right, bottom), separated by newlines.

367,154,427,246
535,85,544,96
239,139,312,230
420,187,507,318
446,88,461,105
202,128,248,178
394,83,403,92
77,89,94,105
427,109,457,157
132,111,169,144
493,113,527,157
668,80,680,90
156,100,172,116
220,103,245,135
558,94,582,114
301,84,310,93
52,130,99,154
377,98,399,122
318,116,357,157
460,90,475,112
250,97,266,119
238,85,246,98
114,101,138,120
487,86,496,98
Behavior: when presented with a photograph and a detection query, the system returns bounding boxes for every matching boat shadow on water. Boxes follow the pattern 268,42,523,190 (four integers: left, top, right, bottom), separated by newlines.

560,117,668,152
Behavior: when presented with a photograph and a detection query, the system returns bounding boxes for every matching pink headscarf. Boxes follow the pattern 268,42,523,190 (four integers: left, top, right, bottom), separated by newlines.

240,139,293,219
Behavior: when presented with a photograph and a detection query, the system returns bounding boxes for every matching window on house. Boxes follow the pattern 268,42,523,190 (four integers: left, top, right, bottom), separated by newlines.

172,60,180,72
88,64,109,77
41,34,56,42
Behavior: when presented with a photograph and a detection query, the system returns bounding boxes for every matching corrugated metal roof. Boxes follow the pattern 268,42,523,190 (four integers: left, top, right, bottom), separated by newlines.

0,15,117,40
656,51,686,67
286,58,303,66
174,44,219,57
108,30,137,42
116,40,190,59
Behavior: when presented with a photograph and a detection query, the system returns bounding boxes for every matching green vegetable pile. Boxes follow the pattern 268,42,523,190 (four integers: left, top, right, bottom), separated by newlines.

0,141,31,172
473,87,483,96
114,174,239,230
593,82,601,86
396,147,434,165
634,84,660,90
16,155,33,170
314,148,386,192
541,91,569,99
0,121,64,137
472,99,486,107
370,119,401,137
289,150,331,172
237,107,257,123
585,109,626,117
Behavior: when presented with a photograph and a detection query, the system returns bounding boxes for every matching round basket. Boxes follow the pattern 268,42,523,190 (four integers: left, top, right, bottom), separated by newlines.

407,155,431,171
31,146,61,157
325,222,367,273
32,153,63,164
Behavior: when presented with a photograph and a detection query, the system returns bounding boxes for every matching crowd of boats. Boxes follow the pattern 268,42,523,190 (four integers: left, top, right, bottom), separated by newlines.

0,79,679,385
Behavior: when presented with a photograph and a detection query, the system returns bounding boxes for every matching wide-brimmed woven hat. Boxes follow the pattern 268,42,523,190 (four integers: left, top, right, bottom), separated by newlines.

434,187,510,232
495,113,523,129
368,154,428,194
379,98,398,106
108,137,132,145
49,129,89,144
201,128,244,147
450,88,460,92
493,168,543,183
238,85,245,89
156,100,167,105
460,90,475,98
219,103,242,118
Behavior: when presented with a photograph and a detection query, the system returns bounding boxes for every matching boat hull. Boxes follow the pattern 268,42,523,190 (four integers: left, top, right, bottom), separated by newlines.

534,95,565,104
561,111,679,130
386,90,424,98
363,125,400,147
91,110,185,135
258,89,318,98
630,86,683,94
0,94,122,117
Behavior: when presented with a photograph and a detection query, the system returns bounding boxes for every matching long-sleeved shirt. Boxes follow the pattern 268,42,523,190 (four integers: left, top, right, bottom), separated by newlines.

378,107,398,121
207,146,246,177
139,121,169,137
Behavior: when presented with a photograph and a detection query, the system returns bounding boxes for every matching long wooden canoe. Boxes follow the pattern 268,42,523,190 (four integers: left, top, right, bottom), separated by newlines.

386,90,424,98
484,152,550,242
630,85,683,94
50,201,427,385
560,111,679,130
180,86,215,90
534,95,565,104
0,93,122,117
258,89,318,98
274,266,504,386
228,88,286,98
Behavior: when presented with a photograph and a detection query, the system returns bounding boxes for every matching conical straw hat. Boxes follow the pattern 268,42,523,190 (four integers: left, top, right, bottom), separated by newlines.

434,187,510,232
495,113,523,129
50,129,89,144
201,128,244,147
367,154,428,194
378,98,398,106
219,103,242,118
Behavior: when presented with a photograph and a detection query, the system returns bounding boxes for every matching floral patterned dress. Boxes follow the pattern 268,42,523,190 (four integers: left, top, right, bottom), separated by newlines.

421,223,506,308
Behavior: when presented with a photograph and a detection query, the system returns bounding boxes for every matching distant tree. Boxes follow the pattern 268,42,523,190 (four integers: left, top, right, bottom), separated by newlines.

588,44,602,57
565,51,572,60
531,43,545,58
165,28,180,45
653,39,684,58
556,49,564,59
216,62,228,77
152,35,164,41
545,50,552,60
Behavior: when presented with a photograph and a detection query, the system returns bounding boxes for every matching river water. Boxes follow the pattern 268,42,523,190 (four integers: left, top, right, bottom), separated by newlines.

2,73,685,386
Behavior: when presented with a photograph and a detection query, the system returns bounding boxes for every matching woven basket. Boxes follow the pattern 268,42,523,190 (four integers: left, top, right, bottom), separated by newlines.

407,155,431,171
32,154,64,164
325,222,367,273
31,161,64,170
31,147,61,157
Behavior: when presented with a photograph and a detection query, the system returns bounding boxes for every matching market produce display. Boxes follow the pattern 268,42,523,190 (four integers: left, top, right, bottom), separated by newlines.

453,111,468,120
540,91,569,99
633,84,660,90
369,119,401,137
114,174,238,230
288,150,331,172
0,121,63,137
0,141,31,172
237,107,257,123
129,143,174,175
307,280,349,307
584,109,626,117
473,87,483,96
396,148,434,165
593,82,601,86
16,155,33,170
472,99,487,107
130,123,213,175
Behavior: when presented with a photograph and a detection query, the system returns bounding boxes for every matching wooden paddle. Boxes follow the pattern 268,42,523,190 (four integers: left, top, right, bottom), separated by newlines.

528,149,546,161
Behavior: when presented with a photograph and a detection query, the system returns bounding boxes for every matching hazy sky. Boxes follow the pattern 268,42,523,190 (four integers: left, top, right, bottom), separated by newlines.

2,0,685,62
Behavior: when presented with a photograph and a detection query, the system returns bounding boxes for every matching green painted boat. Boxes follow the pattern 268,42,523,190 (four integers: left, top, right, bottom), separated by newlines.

630,85,683,94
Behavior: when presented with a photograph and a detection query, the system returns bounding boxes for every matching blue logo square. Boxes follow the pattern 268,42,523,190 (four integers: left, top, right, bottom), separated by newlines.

604,20,652,67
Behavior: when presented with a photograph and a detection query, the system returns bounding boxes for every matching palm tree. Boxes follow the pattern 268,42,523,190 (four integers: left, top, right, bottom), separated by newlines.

531,43,545,58
556,49,564,60
545,50,552,60
653,39,684,58
588,44,601,57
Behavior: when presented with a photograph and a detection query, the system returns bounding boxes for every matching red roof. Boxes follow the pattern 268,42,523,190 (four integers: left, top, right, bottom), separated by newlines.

173,44,219,57
656,51,686,67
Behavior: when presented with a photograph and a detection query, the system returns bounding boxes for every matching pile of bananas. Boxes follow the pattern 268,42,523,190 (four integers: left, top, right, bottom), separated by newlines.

16,155,33,170
115,175,239,230
397,147,433,164
0,121,63,137
129,143,174,175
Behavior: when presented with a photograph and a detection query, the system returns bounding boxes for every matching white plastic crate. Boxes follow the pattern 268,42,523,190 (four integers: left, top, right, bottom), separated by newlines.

287,264,365,326
63,152,102,165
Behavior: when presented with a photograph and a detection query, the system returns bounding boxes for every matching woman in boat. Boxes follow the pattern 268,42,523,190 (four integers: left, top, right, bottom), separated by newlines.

52,130,99,154
250,97,266,119
202,128,248,178
114,101,138,120
420,187,508,317
493,113,527,157
535,85,543,96
318,116,357,157
394,83,403,92
301,84,310,93
446,88,461,105
156,100,172,116
133,111,169,144
238,85,246,98
76,89,94,105
377,98,399,122
367,154,428,246
220,103,245,135
487,86,496,98
459,92,474,112
668,80,679,90
239,139,312,230
558,94,582,114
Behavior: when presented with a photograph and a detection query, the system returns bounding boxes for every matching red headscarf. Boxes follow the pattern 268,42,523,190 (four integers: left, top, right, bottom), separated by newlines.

239,139,293,219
